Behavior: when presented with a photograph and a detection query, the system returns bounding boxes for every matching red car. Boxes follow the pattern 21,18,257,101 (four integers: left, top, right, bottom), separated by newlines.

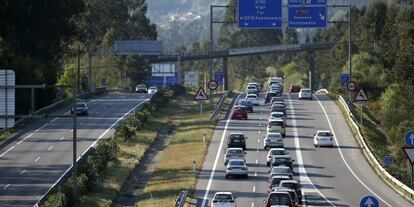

231,105,248,120
289,84,301,93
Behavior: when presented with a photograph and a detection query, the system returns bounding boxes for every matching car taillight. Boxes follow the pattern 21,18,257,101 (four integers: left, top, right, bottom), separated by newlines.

268,155,272,158
268,124,271,128
268,184,272,189
226,154,230,157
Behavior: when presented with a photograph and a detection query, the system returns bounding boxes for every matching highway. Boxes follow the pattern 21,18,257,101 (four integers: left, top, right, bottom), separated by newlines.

0,92,150,207
193,93,412,207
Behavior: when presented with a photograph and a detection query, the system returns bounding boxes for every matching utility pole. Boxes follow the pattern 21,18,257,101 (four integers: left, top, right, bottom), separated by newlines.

72,46,80,206
209,5,214,104
348,4,353,103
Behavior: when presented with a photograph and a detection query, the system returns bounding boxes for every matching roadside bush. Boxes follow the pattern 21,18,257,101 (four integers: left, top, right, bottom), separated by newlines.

43,191,66,207
380,84,414,127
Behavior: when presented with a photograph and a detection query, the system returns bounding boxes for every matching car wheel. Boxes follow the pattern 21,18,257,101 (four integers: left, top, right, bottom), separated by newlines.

266,162,270,167
282,133,286,137
244,174,248,179
225,174,229,179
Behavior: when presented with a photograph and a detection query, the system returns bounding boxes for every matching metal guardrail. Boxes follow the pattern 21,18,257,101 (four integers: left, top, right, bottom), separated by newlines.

338,95,414,203
210,92,229,121
175,190,188,207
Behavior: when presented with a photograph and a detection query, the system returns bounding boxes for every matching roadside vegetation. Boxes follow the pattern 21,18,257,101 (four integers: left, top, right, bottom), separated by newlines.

135,93,228,206
42,86,184,207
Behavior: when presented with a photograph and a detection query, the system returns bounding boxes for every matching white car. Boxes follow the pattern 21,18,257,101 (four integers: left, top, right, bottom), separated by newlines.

224,148,246,165
314,130,334,147
225,159,248,179
245,94,259,106
245,85,258,94
268,112,286,125
266,148,289,166
147,86,158,95
212,192,236,207
298,88,312,100
267,119,286,137
264,132,284,149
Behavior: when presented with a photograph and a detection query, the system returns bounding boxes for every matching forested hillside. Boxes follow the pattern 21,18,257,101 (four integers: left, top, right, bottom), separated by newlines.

0,0,156,114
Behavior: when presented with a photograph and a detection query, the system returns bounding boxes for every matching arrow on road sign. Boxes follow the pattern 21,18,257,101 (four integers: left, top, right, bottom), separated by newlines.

355,89,368,101
360,195,379,207
405,131,414,146
193,87,209,101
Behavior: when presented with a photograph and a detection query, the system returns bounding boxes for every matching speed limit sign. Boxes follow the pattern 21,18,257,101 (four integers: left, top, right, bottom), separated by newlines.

346,81,357,92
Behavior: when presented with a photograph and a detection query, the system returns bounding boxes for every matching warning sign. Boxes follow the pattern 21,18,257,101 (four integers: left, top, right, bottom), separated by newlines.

355,89,368,102
194,87,209,101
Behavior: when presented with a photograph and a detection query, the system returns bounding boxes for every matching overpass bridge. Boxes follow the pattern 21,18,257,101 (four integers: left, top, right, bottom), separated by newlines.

148,42,334,92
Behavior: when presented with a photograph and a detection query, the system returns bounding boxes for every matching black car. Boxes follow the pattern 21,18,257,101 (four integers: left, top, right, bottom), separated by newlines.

227,133,247,150
271,155,295,170
265,92,278,104
239,100,253,112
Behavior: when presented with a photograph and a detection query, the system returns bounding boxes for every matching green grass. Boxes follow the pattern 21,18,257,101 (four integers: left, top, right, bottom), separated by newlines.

78,117,160,207
135,94,225,207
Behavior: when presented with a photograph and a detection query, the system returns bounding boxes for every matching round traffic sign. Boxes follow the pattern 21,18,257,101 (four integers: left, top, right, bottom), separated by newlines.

346,81,357,92
360,195,379,207
208,80,218,90
405,131,414,147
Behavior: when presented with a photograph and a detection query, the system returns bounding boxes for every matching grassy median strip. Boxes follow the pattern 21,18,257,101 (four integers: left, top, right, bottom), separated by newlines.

136,94,227,207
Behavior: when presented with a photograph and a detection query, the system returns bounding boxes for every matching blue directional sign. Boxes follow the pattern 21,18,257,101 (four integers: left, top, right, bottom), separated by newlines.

360,195,379,207
147,72,179,87
215,71,224,86
288,0,327,6
340,73,350,88
288,6,327,28
238,0,282,28
405,131,414,147
384,155,393,165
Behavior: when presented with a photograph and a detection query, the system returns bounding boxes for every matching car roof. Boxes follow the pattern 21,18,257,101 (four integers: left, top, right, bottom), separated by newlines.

227,147,243,151
300,88,310,91
267,132,282,136
280,180,298,184
214,192,233,195
272,187,295,192
271,175,291,179
273,154,290,158
230,132,244,135
269,148,285,151
317,130,331,133
270,111,284,115
269,119,284,122
272,166,290,170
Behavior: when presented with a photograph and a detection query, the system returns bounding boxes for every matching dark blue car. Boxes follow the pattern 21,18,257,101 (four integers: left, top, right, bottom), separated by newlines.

239,100,253,113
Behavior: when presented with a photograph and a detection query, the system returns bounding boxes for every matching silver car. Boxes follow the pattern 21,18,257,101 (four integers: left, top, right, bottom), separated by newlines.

71,102,88,116
264,132,284,149
269,166,294,180
224,148,245,165
225,159,248,179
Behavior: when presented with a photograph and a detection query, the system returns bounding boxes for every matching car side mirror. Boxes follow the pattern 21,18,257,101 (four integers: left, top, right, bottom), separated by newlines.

292,159,296,162
244,152,247,154
212,200,217,203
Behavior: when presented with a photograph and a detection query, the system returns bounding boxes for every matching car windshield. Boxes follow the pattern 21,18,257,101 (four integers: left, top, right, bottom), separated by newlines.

271,150,285,155
247,95,257,98
272,105,285,110
302,89,310,93
248,86,256,89
214,194,233,201
76,103,86,107
318,132,332,136
271,113,283,118
268,194,290,205
267,135,281,139
271,178,286,185
270,121,283,126
229,160,244,165
240,101,250,105
149,87,156,90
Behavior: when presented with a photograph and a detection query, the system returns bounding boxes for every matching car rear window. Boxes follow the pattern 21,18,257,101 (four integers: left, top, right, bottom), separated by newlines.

247,95,257,98
215,194,233,200
302,89,310,93
318,132,332,136
228,160,244,165
270,121,284,126
268,193,290,205
76,103,86,107
273,167,291,174
228,149,242,154
271,150,285,155
280,182,297,189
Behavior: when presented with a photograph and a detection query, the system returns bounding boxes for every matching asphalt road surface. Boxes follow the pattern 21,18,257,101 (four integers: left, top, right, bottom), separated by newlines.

0,92,150,207
193,93,413,207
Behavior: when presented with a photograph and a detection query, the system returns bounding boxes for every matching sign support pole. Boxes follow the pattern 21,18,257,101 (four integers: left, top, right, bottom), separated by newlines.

360,103,363,130
348,4,353,103
200,102,203,122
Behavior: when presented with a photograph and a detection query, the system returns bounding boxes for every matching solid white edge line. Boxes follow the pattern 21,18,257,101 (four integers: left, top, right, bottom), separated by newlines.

0,146,15,158
3,184,10,190
34,98,150,206
288,93,334,207
34,157,40,162
253,185,256,192
20,170,26,175
313,94,392,207
201,93,242,207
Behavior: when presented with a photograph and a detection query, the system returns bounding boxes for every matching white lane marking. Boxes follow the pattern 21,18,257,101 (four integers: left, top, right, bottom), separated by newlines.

314,95,392,207
96,111,100,114
253,186,256,192
70,129,73,132
258,131,261,134
255,171,257,177
288,94,334,207
15,118,57,146
257,138,260,143
59,136,64,140
34,157,41,162
255,160,258,164
251,202,255,207
3,184,10,190
20,170,26,175
260,117,262,120
35,98,151,204
201,94,243,207
257,148,259,152
49,118,58,123
0,146,15,158
47,146,54,151
259,122,261,127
